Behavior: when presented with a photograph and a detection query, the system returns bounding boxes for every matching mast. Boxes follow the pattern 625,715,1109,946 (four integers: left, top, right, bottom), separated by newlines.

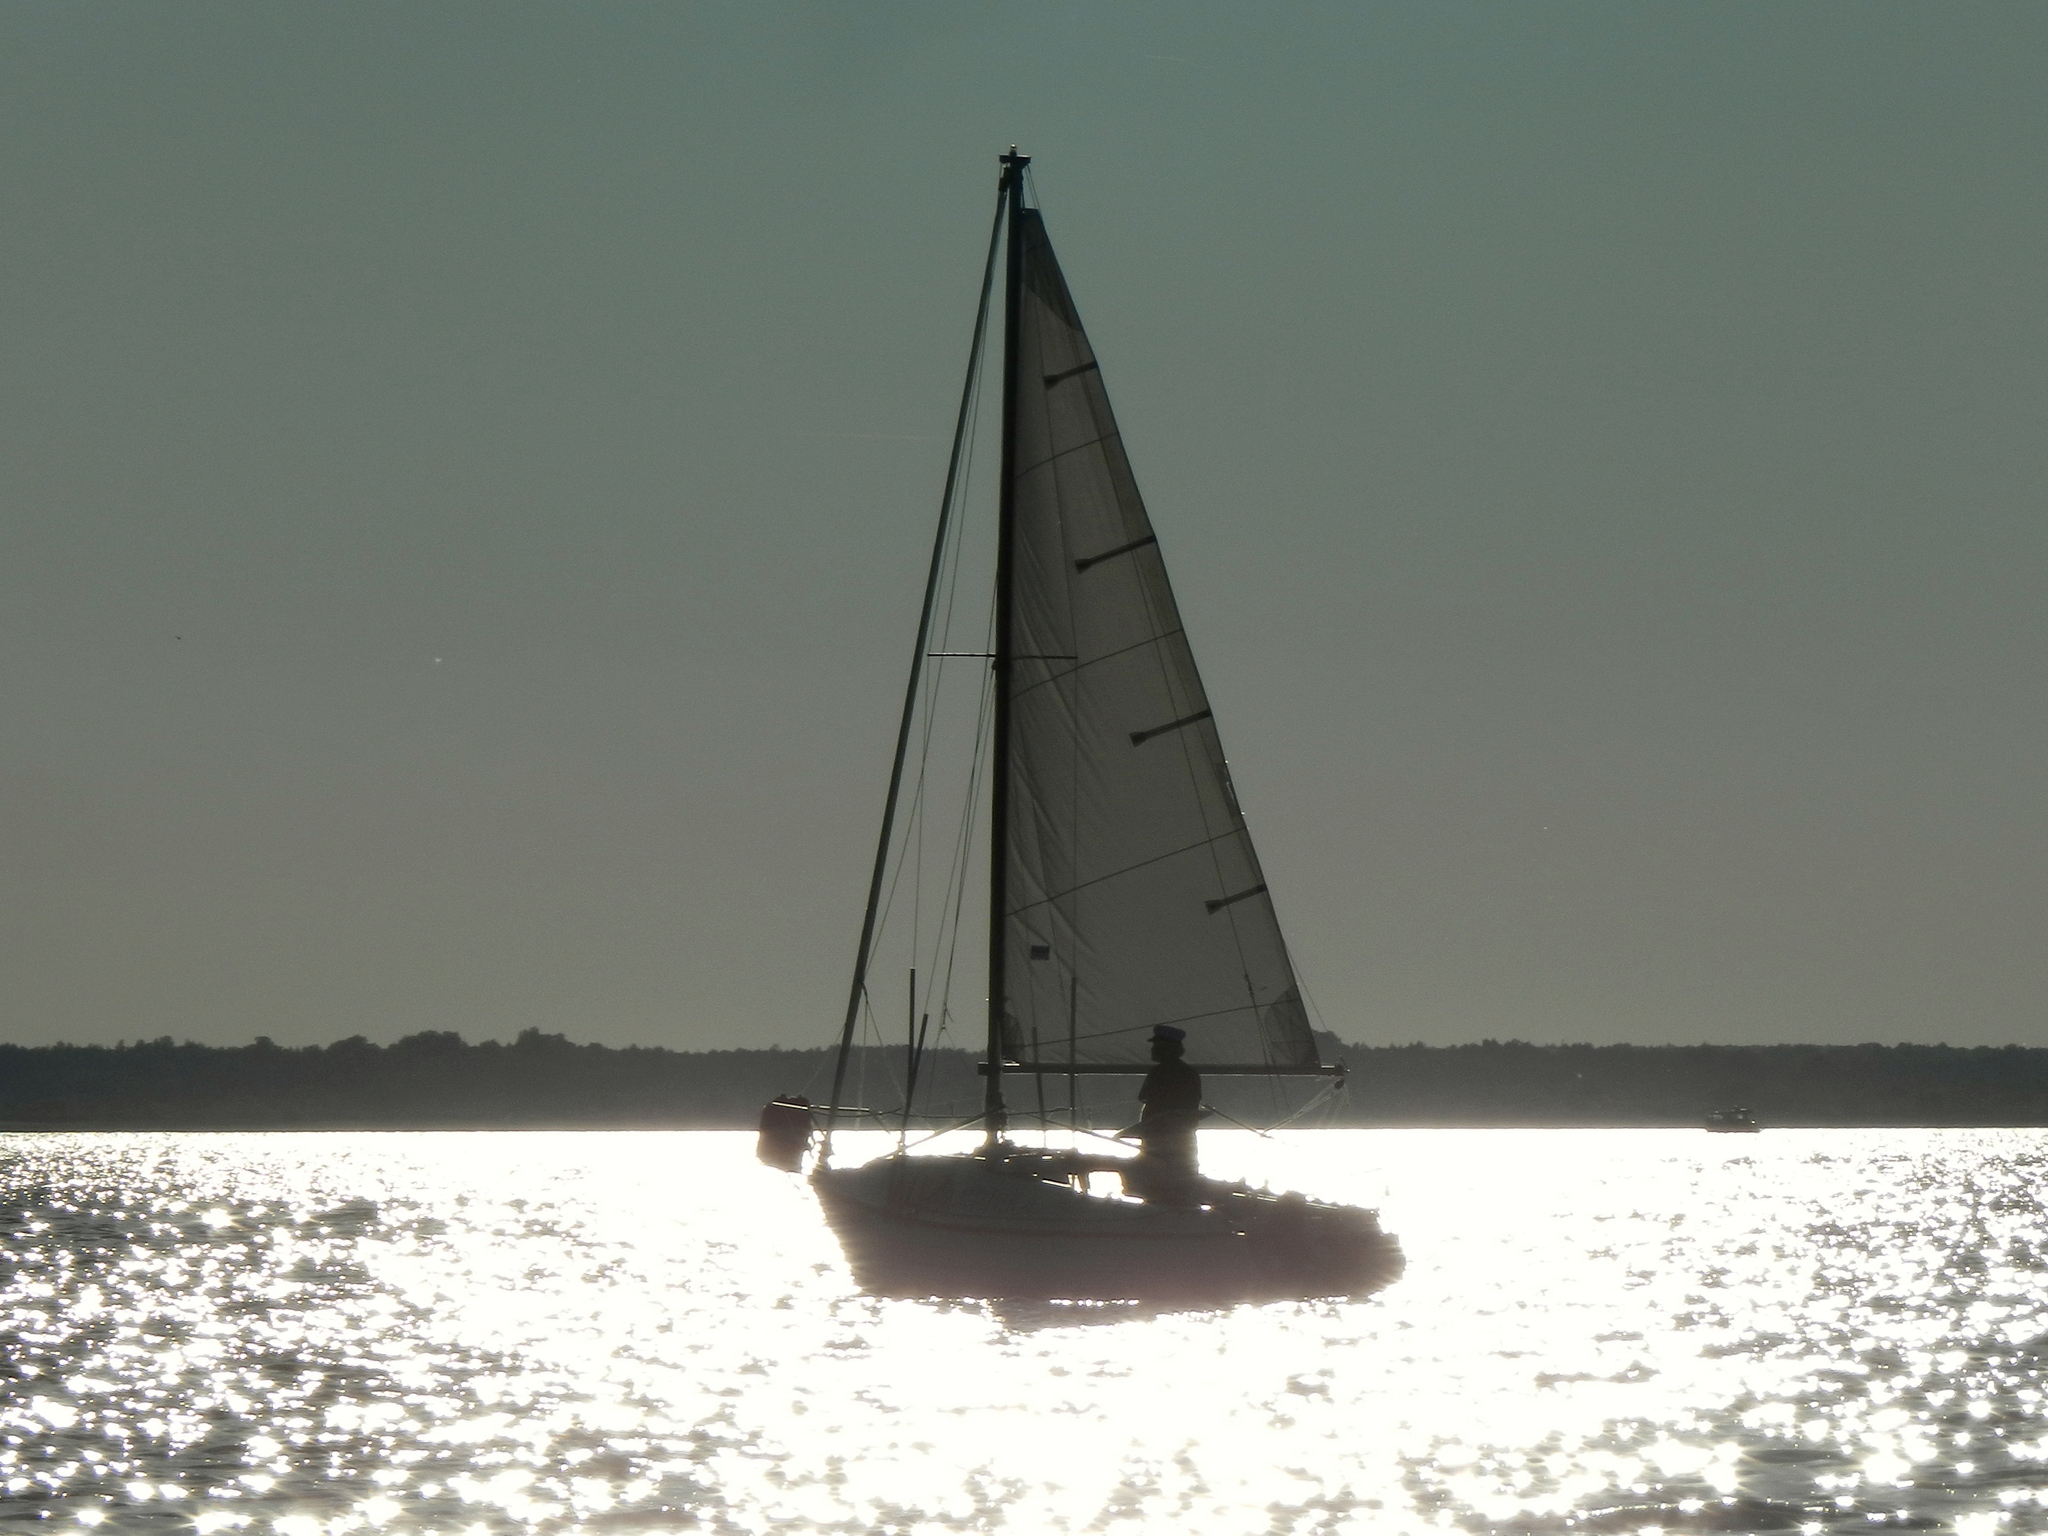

983,147,1030,1148
820,176,1007,1166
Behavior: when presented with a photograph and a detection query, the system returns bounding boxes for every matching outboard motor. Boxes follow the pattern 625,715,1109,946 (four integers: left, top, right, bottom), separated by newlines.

756,1095,815,1172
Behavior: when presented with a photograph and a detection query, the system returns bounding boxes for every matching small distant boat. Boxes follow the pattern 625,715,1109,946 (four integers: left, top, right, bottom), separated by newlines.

797,151,1403,1305
1704,1107,1760,1133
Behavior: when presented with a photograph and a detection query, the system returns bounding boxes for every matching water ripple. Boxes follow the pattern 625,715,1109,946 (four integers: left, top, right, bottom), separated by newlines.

0,1129,2042,1534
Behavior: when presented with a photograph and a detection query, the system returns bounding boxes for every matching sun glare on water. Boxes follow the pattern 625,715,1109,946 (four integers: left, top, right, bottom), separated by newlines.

0,1128,2043,1534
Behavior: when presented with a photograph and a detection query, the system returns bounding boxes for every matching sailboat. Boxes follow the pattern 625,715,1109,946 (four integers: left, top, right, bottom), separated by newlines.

805,152,1403,1305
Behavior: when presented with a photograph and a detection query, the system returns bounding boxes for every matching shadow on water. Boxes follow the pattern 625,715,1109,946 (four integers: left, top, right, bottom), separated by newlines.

973,1289,1389,1331
986,1297,1220,1332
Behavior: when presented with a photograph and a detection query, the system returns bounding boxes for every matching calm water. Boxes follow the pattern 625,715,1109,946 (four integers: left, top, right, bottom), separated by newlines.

2,1129,2044,1535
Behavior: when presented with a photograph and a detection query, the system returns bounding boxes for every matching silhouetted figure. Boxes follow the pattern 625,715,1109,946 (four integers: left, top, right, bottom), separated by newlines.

756,1095,815,1171
1119,1026,1202,1203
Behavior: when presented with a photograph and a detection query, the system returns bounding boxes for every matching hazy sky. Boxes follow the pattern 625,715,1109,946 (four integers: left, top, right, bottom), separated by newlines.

3,2,2043,1053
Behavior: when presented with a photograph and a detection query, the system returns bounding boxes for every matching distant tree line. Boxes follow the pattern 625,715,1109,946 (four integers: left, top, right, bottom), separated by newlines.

2,1032,2046,1129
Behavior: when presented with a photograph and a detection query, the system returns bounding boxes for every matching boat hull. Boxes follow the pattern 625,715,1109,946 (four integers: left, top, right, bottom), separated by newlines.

813,1152,1403,1304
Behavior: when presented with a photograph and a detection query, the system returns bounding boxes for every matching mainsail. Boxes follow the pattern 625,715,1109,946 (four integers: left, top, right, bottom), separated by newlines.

995,208,1319,1074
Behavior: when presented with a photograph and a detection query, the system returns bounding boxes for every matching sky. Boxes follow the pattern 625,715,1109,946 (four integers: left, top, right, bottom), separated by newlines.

2,2,2043,1053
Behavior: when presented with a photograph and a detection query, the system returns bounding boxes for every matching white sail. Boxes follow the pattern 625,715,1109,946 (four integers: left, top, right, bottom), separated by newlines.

998,209,1318,1072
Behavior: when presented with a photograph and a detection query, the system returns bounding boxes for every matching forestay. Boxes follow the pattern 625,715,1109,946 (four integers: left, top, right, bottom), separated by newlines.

997,209,1319,1073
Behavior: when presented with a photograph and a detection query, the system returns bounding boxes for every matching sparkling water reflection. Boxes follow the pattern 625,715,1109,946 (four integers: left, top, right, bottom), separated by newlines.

1,1129,2044,1534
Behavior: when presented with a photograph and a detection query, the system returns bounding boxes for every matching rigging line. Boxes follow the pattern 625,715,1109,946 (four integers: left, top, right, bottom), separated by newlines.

1238,962,1282,1118
869,644,961,998
1261,925,1326,1117
1199,1102,1274,1139
1007,1106,1141,1151
918,632,984,994
1265,1076,1343,1131
908,351,988,989
903,527,951,973
1003,828,1240,917
1294,966,1336,1050
881,319,989,1004
903,1008,931,1138
861,987,909,1104
854,988,871,1119
1288,961,1344,1127
927,346,984,709
870,720,933,966
873,558,958,980
855,987,902,1106
939,636,997,947
932,414,980,653
824,181,1006,1162
931,652,997,1070
914,388,986,994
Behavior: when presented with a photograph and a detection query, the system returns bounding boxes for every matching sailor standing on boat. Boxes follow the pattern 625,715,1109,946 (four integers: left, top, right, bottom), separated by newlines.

1120,1025,1203,1202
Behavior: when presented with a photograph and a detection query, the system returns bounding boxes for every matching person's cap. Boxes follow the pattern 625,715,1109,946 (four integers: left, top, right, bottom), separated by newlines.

1150,1026,1187,1043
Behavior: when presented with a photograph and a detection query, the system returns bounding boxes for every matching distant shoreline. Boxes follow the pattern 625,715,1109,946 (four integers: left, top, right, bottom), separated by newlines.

3,1033,2046,1132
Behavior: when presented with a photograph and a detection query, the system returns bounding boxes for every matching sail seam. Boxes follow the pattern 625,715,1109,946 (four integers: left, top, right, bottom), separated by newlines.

1015,431,1116,479
1146,1001,1315,1063
1009,627,1186,704
1005,828,1242,917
